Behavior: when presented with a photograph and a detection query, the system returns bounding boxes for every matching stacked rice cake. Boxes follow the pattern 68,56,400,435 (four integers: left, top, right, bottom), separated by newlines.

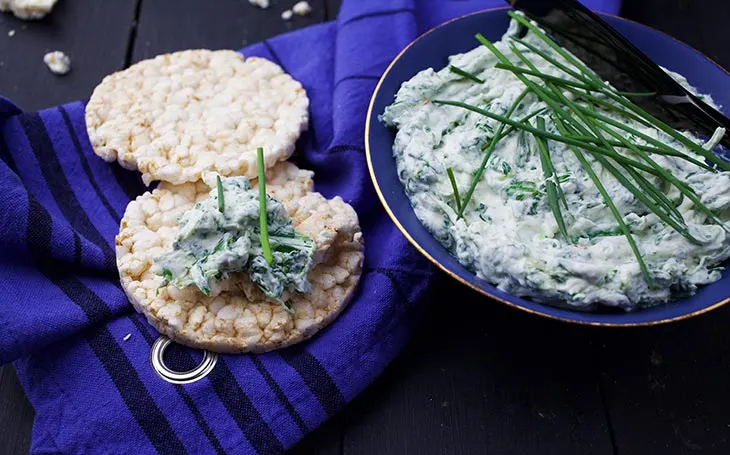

87,50,363,353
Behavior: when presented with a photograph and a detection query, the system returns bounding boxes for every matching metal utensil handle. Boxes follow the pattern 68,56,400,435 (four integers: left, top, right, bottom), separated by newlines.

510,0,730,148
150,336,218,384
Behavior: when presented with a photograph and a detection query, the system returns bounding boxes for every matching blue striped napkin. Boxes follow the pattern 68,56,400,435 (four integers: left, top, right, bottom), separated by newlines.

0,0,620,453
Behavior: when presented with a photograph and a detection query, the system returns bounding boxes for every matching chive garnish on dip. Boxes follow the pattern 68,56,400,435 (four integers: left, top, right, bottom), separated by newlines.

430,16,729,286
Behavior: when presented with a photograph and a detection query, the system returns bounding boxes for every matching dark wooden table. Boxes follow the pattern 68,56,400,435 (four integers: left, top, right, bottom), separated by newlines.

2,1,730,454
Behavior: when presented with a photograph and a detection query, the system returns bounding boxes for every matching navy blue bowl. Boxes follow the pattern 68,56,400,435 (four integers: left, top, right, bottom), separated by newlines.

366,7,730,326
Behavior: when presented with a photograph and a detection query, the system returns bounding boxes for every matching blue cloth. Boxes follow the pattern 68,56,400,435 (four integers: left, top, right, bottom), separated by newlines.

0,0,620,453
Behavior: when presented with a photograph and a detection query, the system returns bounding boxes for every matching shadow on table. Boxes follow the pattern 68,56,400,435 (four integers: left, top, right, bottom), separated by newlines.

290,273,730,454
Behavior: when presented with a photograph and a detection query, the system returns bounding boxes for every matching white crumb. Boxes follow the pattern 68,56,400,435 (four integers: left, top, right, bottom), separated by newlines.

248,0,269,9
43,50,70,75
0,0,58,20
292,1,311,16
7,30,15,37
123,333,132,341
281,9,293,20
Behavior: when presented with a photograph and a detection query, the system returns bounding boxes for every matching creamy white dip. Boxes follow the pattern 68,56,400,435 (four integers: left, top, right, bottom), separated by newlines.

154,176,314,302
380,20,730,311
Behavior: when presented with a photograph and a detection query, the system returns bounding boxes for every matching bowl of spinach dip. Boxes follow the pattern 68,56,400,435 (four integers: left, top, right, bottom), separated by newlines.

367,8,730,325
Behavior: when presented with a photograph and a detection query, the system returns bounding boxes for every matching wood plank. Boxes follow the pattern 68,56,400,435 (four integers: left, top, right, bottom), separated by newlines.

598,308,730,454
341,276,613,455
600,3,730,453
0,0,140,111
131,0,327,62
324,0,340,20
286,416,342,455
0,365,34,455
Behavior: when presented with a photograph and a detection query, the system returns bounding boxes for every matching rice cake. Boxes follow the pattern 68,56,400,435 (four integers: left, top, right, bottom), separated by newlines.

116,163,364,353
86,50,309,185
0,0,58,20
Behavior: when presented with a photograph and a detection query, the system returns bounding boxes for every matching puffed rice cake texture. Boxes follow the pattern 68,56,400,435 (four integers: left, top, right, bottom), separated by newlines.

86,50,309,185
0,0,57,20
116,163,364,353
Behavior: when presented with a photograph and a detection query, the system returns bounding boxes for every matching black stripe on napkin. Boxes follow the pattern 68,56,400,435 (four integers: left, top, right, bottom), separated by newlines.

173,385,227,455
77,100,146,201
340,8,416,28
19,113,116,270
86,325,189,455
0,133,18,173
250,41,347,413
25,196,188,455
128,315,227,455
26,198,112,324
333,74,380,90
256,41,347,423
22,118,187,453
207,359,285,455
366,268,425,323
327,144,365,154
110,162,146,201
279,347,345,417
23,108,290,453
251,356,309,434
58,106,121,222
370,268,414,306
73,232,82,266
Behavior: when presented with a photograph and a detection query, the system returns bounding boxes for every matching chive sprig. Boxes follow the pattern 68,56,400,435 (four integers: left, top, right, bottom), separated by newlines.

433,11,729,285
257,147,274,265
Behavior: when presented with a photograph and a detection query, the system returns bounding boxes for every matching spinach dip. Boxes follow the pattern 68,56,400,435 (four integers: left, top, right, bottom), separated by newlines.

380,19,730,311
155,175,315,303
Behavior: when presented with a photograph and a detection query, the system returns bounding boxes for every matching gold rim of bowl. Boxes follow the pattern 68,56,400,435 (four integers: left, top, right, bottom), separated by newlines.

364,6,730,327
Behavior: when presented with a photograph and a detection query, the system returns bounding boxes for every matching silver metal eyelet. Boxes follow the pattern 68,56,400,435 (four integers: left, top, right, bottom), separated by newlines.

150,336,218,384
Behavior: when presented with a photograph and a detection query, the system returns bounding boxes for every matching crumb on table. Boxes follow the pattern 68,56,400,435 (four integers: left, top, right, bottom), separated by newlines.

292,1,312,16
248,0,269,9
43,50,71,75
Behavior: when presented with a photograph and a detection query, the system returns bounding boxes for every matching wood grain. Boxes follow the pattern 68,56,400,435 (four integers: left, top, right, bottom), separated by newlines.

0,0,140,111
339,276,613,455
324,0,341,20
2,1,730,455
598,307,730,455
131,0,327,62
